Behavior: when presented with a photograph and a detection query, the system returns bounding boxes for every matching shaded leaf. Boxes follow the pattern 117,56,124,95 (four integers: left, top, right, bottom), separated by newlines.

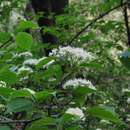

6,98,33,113
25,117,56,130
0,125,11,130
0,67,18,84
88,105,121,123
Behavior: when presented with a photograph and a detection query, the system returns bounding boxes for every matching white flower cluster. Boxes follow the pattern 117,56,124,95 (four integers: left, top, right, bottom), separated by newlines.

13,52,33,59
18,52,33,57
23,57,55,68
0,81,6,88
49,46,94,64
127,98,130,104
23,58,38,66
96,128,102,130
122,88,130,93
66,107,84,119
63,78,96,90
18,66,33,74
126,114,130,122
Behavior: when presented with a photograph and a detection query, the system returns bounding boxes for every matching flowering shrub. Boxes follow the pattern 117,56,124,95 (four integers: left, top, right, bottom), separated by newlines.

0,0,130,130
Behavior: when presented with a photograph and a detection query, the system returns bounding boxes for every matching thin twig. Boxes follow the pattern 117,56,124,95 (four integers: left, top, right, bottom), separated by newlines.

68,2,127,45
0,38,13,49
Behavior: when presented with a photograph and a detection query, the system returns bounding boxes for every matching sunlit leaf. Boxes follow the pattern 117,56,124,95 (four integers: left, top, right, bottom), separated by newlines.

16,32,33,50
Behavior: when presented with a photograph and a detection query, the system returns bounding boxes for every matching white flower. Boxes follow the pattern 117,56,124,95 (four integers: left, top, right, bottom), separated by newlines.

23,58,38,66
66,107,84,119
126,114,130,122
100,119,110,124
127,98,130,104
122,88,130,93
126,118,130,122
49,46,94,64
48,78,56,82
18,52,33,57
0,81,6,88
96,128,102,130
20,76,29,81
13,52,33,59
1,1,11,7
18,66,33,74
63,78,96,90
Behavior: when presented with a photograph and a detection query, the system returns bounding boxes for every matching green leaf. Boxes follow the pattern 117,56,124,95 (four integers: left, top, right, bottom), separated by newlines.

9,89,35,99
36,57,55,69
0,87,14,98
35,90,54,102
0,67,18,84
0,32,11,44
80,61,102,70
43,27,59,36
80,32,96,42
73,86,96,96
0,125,11,130
73,86,96,105
65,126,82,130
42,64,62,81
17,20,39,31
61,114,77,123
6,98,33,113
25,117,56,130
88,105,121,123
16,32,33,50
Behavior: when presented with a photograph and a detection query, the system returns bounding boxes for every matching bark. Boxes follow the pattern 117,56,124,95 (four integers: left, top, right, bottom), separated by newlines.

29,0,68,54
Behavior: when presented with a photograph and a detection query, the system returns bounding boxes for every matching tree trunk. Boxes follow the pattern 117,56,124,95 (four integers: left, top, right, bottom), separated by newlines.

30,0,68,43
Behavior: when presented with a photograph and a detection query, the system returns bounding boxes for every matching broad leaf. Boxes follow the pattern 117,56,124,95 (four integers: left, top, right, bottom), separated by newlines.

0,32,11,44
0,87,14,98
35,90,54,102
0,125,11,130
73,86,96,96
0,67,18,84
88,105,121,123
80,61,102,70
42,64,62,81
36,57,55,69
17,20,38,31
6,98,33,113
16,32,33,50
25,117,56,130
9,89,35,99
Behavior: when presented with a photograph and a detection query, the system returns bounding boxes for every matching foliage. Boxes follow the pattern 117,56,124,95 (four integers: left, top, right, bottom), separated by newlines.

0,0,130,130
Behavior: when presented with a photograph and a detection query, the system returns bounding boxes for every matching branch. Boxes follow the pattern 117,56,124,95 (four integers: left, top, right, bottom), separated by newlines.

0,38,13,49
0,117,41,124
122,3,130,46
68,2,127,45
